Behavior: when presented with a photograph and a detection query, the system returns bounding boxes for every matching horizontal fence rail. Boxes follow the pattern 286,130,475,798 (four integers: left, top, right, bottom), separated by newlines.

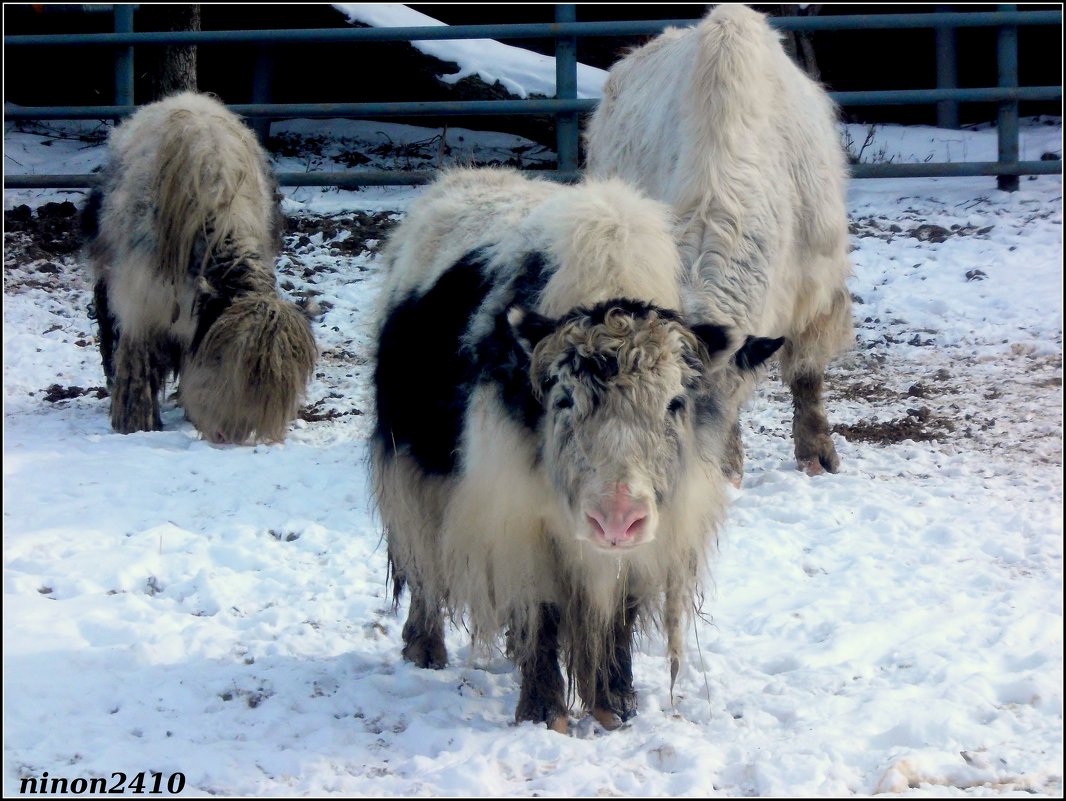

6,87,1062,123
3,7,1062,190
5,10,1062,48
5,161,1061,191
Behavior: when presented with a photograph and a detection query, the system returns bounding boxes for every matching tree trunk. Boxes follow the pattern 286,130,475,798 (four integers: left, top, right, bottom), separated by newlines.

778,4,822,82
138,5,200,102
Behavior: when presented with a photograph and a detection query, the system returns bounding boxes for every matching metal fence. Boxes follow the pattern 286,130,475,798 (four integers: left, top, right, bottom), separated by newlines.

4,5,1062,192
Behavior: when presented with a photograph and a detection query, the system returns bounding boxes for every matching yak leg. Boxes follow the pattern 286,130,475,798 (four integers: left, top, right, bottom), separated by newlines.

591,597,639,730
515,603,568,733
92,278,118,392
110,336,163,433
788,373,837,475
149,340,177,406
721,374,759,488
780,288,852,475
380,465,449,670
400,578,447,670
723,419,744,488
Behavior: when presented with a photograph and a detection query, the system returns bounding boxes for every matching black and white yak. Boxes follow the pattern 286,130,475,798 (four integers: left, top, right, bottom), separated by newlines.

585,4,854,480
371,168,783,732
82,91,316,443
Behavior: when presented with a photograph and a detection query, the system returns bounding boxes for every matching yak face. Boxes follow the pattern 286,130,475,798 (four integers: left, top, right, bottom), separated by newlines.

181,295,316,444
510,300,781,552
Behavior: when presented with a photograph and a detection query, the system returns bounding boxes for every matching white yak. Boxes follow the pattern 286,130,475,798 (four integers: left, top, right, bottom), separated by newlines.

586,4,854,479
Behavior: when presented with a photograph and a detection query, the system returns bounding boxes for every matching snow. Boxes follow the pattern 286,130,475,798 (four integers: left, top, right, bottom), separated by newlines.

2,19,1062,792
332,4,608,99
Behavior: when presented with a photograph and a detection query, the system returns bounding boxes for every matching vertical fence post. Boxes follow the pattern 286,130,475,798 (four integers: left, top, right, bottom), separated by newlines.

997,4,1020,191
113,4,135,114
251,45,274,144
555,4,578,178
935,4,959,129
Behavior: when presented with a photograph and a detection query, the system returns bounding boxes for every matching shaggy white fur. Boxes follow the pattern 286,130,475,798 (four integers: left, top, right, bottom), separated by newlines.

372,168,767,729
86,92,316,443
585,4,854,475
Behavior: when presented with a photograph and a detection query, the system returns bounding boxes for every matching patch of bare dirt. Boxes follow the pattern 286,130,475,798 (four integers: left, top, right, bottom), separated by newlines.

847,216,995,244
299,392,364,423
832,407,956,445
4,201,89,294
821,346,1062,467
284,210,400,258
43,384,108,403
4,201,83,258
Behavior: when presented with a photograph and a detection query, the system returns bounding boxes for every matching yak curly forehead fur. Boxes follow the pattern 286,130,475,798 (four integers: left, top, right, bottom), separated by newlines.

530,305,703,401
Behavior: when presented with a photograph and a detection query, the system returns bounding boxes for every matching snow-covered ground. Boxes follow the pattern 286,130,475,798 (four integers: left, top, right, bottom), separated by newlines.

3,73,1062,801
333,3,609,99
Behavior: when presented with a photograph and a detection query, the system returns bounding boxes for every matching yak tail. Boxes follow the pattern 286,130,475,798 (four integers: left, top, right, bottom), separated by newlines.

153,101,275,283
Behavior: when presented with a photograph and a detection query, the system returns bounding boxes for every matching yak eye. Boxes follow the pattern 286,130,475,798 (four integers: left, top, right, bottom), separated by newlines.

667,396,687,416
553,391,573,410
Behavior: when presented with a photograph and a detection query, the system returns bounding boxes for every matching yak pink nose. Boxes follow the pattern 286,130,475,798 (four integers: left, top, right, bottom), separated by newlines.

586,485,650,548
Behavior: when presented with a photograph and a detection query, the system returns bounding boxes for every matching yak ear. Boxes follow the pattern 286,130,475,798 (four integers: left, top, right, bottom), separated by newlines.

734,335,785,371
507,305,555,356
691,322,744,372
691,323,732,356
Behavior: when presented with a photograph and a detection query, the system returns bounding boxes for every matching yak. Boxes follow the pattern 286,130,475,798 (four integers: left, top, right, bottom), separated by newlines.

83,92,316,443
585,4,854,481
371,168,782,732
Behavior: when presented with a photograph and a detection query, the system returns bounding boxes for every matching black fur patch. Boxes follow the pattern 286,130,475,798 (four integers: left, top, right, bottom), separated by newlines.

562,298,680,328
691,323,732,358
80,188,103,242
510,309,556,353
511,251,548,312
734,335,786,371
693,391,723,428
374,249,493,475
190,239,270,354
191,289,229,355
563,349,620,386
476,252,551,433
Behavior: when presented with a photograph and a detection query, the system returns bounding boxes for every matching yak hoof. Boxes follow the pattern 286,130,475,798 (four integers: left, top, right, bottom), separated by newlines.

516,691,567,731
547,713,569,734
797,450,839,476
591,707,624,731
728,473,743,489
111,407,161,435
401,637,447,670
796,435,841,476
